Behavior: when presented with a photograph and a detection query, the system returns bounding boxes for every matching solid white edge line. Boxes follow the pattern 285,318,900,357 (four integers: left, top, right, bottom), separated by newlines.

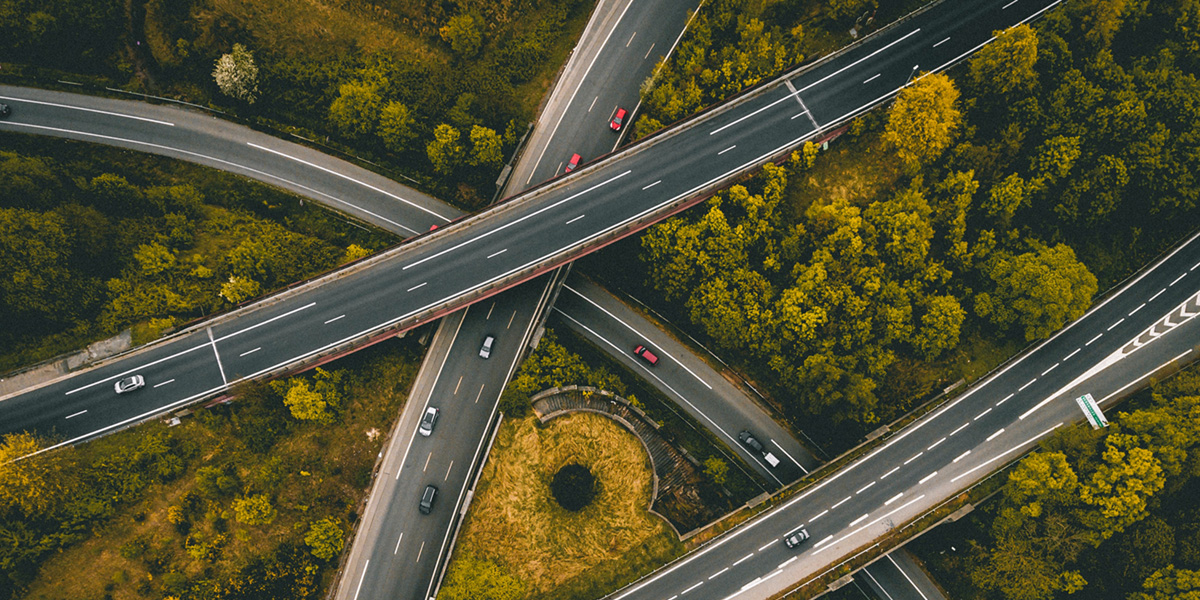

553,308,783,487
247,143,451,222
888,553,933,600
708,28,922,136
0,94,175,125
352,559,370,600
562,284,712,389
523,0,638,183
1,122,421,235
951,424,1063,483
403,170,632,271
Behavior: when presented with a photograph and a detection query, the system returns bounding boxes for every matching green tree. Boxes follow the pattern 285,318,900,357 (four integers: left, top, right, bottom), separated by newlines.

912,295,965,359
134,243,176,278
219,275,260,304
703,457,729,485
377,100,417,153
975,243,1098,341
232,494,277,525
304,518,344,560
986,173,1029,219
828,0,877,21
440,13,483,57
0,433,73,516
1004,451,1079,519
427,124,465,174
884,73,962,170
88,173,144,215
195,465,239,498
283,379,331,422
1079,433,1165,541
439,555,525,600
1131,566,1200,600
212,43,259,103
969,24,1039,97
343,244,372,263
0,208,78,322
1031,136,1082,185
469,125,504,169
329,80,383,137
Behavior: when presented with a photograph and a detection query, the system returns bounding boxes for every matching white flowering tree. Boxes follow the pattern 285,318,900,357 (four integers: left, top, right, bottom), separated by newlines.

212,44,259,103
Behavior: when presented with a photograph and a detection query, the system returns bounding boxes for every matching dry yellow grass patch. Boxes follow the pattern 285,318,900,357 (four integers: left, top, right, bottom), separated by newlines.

454,413,675,595
198,0,440,61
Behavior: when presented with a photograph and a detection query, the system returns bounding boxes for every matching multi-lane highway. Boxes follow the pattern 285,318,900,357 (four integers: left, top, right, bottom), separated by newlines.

0,0,1050,447
335,0,711,597
554,275,818,485
7,0,1186,599
602,235,1200,599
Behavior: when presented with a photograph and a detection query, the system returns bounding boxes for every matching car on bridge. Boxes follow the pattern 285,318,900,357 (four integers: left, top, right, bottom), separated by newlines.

565,153,581,173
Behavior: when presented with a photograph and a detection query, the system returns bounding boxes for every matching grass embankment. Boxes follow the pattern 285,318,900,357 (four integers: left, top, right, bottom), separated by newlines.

440,413,683,600
0,136,395,374
6,338,421,600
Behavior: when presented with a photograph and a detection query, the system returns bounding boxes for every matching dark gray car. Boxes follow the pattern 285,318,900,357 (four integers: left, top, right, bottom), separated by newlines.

419,484,438,514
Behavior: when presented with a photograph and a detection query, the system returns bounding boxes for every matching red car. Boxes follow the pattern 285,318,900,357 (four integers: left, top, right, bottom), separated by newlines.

633,344,659,366
610,107,627,131
565,153,581,173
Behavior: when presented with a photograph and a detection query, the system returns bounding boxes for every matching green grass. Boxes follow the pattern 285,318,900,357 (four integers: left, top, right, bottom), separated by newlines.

442,413,683,600
555,326,770,504
16,337,421,600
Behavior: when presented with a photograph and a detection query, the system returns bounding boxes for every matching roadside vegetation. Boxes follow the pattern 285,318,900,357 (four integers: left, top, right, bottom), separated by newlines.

586,0,1200,450
0,136,394,373
633,0,927,139
912,367,1200,600
501,328,764,505
0,337,422,600
0,0,592,206
438,412,683,600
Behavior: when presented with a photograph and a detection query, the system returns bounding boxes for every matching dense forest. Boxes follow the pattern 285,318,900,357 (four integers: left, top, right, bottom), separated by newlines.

0,0,590,204
0,139,391,371
0,339,421,600
916,367,1200,600
625,0,1200,440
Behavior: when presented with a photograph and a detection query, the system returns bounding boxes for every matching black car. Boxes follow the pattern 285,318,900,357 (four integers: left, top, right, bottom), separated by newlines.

0,104,10,119
738,430,764,453
419,484,438,514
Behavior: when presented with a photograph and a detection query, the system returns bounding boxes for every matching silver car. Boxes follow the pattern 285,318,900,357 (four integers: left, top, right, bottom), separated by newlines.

418,406,440,436
479,335,495,359
114,375,145,394
783,527,810,548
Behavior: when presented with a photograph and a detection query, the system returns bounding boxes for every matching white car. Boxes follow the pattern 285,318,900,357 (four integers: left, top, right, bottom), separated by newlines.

418,406,440,436
479,335,495,359
114,375,146,394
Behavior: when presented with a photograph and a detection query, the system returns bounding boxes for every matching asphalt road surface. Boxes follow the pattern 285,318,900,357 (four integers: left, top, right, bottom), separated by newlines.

856,550,947,600
600,230,1200,600
0,0,1049,448
334,0,702,597
553,275,818,485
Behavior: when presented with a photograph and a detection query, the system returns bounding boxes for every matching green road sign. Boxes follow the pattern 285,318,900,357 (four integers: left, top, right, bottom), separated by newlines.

1075,393,1108,429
